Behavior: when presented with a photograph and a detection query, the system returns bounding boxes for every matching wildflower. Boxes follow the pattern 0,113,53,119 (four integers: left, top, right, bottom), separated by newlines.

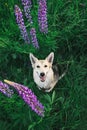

21,0,32,8
4,80,44,117
0,81,13,97
24,6,33,24
30,28,39,48
21,0,33,24
14,5,30,44
38,0,48,33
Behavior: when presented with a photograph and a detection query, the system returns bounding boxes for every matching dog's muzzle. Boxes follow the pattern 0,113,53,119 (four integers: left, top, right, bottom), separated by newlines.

40,72,46,82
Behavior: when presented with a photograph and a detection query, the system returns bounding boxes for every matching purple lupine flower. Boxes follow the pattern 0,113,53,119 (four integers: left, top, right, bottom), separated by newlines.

21,0,33,24
38,0,48,33
30,28,39,48
14,5,30,44
4,80,44,117
0,81,13,97
21,0,32,7
24,6,33,24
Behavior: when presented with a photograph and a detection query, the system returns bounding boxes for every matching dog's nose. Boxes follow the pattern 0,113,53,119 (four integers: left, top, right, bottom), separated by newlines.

40,72,45,77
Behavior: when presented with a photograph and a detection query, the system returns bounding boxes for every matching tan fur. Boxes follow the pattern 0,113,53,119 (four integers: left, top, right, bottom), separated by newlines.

29,52,59,92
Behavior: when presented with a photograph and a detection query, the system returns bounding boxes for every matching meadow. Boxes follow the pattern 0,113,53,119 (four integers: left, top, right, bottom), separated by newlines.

0,0,87,130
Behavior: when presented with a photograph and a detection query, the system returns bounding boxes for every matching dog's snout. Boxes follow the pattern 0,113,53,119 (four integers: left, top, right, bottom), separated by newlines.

40,72,45,77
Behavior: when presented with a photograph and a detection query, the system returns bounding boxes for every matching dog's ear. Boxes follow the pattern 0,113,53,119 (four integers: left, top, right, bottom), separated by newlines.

29,53,38,68
46,52,54,64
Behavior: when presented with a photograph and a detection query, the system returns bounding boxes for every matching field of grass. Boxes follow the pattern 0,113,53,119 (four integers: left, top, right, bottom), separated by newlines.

0,0,87,130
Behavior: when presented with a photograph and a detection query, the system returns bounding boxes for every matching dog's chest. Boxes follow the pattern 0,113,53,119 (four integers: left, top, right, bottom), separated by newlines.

38,80,52,88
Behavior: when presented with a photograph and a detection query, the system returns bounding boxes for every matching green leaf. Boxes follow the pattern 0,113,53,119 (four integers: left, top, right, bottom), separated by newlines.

52,91,56,104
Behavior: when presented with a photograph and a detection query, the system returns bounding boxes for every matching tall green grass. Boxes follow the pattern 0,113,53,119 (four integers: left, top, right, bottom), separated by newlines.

0,0,87,130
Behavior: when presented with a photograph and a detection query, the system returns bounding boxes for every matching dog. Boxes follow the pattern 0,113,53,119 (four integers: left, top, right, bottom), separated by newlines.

29,52,66,92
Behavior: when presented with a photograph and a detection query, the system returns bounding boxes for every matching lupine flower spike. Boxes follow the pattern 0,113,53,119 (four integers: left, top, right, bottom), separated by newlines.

30,28,39,48
14,5,30,44
21,1,39,48
21,0,33,24
4,80,44,117
38,0,48,33
0,81,13,97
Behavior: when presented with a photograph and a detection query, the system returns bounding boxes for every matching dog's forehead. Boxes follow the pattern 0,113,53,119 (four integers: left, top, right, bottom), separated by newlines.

36,60,48,65
40,60,46,64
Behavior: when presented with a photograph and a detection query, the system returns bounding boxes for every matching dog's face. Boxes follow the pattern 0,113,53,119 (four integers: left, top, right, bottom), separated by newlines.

29,52,54,83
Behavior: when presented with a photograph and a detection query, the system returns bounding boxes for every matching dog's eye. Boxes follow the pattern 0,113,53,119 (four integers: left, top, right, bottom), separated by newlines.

44,65,47,67
37,65,40,68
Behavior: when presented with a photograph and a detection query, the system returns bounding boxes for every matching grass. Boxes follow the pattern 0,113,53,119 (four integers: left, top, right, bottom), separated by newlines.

0,0,87,130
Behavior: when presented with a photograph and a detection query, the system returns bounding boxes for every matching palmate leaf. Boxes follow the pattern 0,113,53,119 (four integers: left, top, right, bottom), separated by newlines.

0,38,9,48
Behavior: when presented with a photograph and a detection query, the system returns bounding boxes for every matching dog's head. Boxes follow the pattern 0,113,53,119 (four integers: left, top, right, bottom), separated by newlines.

29,52,54,82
